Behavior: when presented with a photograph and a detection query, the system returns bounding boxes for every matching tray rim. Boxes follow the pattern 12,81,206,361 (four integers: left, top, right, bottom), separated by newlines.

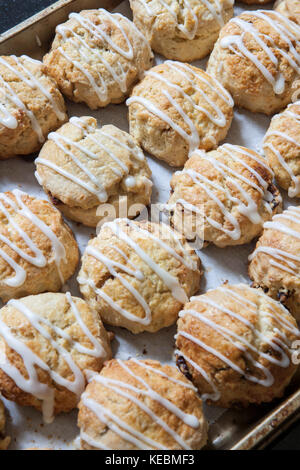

0,0,299,451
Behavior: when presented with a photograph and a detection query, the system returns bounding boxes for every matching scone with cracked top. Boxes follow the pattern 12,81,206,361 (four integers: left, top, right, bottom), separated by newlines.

0,55,67,159
263,101,300,198
0,399,10,450
127,61,234,167
43,9,153,109
35,116,152,227
129,0,234,62
78,219,202,334
175,284,300,408
249,205,300,320
274,0,300,25
0,293,112,423
168,144,282,247
207,10,300,115
0,190,79,302
78,359,208,450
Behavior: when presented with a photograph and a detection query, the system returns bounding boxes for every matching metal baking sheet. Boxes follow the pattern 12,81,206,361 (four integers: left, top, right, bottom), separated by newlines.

0,0,299,450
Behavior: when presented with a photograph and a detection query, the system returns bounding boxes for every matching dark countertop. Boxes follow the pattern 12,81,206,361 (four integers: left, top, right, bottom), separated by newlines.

0,0,299,451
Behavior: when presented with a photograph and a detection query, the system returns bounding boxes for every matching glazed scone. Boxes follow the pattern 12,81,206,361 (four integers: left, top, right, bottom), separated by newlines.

263,101,300,198
35,116,152,227
127,62,234,166
78,359,208,450
249,205,300,320
275,0,300,25
0,55,67,159
0,399,10,450
78,219,202,334
168,144,282,247
175,284,300,408
43,9,153,109
129,0,234,62
0,293,112,423
0,190,79,302
207,10,300,115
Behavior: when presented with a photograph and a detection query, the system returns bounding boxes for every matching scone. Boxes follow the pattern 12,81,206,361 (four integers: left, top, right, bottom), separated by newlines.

0,292,112,423
43,9,153,109
249,205,300,320
78,359,208,450
35,116,152,227
129,0,234,62
263,101,300,198
0,190,79,302
275,0,300,25
168,144,282,247
0,399,10,450
78,219,202,334
0,55,67,159
175,284,300,408
127,62,234,166
207,10,300,115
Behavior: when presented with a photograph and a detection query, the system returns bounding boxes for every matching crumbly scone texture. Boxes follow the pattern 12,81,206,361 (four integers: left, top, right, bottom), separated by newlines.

129,0,234,62
176,284,299,408
0,55,67,159
0,191,79,302
43,9,153,109
0,398,10,450
78,359,208,450
168,145,282,247
0,293,112,416
263,102,300,196
78,219,202,334
207,11,300,115
36,116,152,227
249,207,300,320
275,0,300,25
128,62,233,166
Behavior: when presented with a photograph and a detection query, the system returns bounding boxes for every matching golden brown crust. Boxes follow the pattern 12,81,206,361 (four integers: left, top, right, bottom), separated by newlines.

207,11,300,115
0,191,79,302
78,359,208,450
176,284,300,408
0,55,67,159
43,10,153,109
263,101,300,197
275,0,300,25
129,0,233,62
249,206,300,319
128,62,233,166
36,117,152,227
0,293,112,417
168,145,282,247
0,399,10,450
78,219,202,334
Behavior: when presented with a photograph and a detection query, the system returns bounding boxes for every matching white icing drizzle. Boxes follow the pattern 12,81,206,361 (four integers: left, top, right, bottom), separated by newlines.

0,55,65,140
264,104,300,198
0,294,106,423
127,61,233,157
249,206,300,278
172,144,274,241
138,0,226,39
80,359,200,450
55,9,150,101
78,219,191,325
35,116,147,202
220,10,300,95
176,284,300,401
0,189,66,288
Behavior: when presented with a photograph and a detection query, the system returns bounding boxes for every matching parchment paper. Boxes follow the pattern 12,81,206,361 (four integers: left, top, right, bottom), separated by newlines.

1,1,297,450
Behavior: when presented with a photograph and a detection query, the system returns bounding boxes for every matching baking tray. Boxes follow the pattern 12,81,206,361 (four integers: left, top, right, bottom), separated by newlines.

0,0,299,451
